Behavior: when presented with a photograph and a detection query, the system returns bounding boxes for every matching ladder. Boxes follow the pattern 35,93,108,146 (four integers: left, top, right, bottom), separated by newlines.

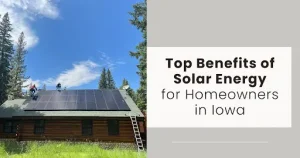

130,116,144,152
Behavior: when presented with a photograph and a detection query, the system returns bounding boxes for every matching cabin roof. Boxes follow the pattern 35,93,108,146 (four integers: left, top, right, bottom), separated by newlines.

0,90,144,118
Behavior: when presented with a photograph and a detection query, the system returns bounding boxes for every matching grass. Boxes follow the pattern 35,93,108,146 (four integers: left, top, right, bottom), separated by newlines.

0,140,146,158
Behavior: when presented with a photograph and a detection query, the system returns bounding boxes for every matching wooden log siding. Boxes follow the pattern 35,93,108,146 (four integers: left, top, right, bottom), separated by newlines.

17,118,137,142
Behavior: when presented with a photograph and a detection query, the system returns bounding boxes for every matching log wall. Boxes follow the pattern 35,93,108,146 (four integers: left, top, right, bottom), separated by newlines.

0,117,145,142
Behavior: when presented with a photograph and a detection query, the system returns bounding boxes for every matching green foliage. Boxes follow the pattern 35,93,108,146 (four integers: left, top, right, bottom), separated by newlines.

129,0,147,35
0,13,14,104
107,69,116,89
129,0,147,111
120,78,129,89
127,88,136,104
8,32,29,98
0,141,146,158
120,78,137,103
98,68,107,89
98,68,116,89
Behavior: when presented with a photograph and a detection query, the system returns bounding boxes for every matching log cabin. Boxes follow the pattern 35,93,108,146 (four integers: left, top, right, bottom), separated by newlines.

0,89,145,149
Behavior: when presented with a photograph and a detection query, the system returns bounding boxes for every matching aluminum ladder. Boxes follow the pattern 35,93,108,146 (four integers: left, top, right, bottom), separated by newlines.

130,116,144,152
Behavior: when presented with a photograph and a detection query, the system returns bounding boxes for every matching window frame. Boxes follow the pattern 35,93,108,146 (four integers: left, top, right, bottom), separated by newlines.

107,119,120,136
82,120,93,136
34,120,45,134
3,120,19,133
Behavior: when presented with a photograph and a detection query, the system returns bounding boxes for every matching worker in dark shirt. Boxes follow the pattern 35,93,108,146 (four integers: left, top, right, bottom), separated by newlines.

56,83,62,91
29,84,37,96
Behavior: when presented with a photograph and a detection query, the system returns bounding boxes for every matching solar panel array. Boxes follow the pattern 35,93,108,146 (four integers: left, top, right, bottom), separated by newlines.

24,90,131,111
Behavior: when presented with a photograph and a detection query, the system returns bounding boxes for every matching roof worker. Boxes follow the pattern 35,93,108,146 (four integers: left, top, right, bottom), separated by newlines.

29,84,37,97
56,83,62,91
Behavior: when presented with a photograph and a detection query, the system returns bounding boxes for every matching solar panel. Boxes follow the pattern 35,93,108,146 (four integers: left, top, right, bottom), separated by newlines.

67,90,77,95
39,91,53,95
65,101,77,109
35,102,48,110
112,90,130,110
102,90,119,110
77,94,85,102
87,102,97,110
77,102,86,110
86,90,95,102
94,90,108,110
26,101,37,109
24,90,131,111
67,95,77,102
59,90,68,95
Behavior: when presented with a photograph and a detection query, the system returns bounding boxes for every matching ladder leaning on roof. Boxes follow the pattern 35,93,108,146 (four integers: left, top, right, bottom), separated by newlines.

129,116,144,152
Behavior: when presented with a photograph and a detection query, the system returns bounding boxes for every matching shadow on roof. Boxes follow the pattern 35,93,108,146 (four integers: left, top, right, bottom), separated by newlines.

0,104,44,118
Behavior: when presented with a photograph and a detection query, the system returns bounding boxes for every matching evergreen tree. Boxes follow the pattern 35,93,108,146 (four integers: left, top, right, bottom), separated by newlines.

8,32,29,98
119,78,136,103
106,68,116,89
0,13,14,104
129,0,147,111
98,68,107,89
119,78,129,89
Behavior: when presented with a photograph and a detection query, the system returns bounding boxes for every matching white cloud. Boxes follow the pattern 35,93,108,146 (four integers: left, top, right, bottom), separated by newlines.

99,51,126,70
24,52,125,89
23,60,100,90
0,0,59,48
22,78,41,90
42,60,100,88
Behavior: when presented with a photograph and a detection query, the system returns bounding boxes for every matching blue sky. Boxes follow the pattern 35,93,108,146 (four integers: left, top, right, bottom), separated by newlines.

0,0,143,90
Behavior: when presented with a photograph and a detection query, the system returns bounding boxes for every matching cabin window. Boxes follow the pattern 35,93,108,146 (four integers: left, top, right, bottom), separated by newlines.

107,120,119,136
3,120,18,133
82,120,93,136
34,120,45,134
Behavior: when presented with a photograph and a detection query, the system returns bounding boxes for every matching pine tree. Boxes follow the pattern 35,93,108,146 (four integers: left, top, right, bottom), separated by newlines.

98,68,107,89
119,78,129,89
8,32,29,98
129,0,147,111
119,78,136,103
106,68,116,89
0,13,14,104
